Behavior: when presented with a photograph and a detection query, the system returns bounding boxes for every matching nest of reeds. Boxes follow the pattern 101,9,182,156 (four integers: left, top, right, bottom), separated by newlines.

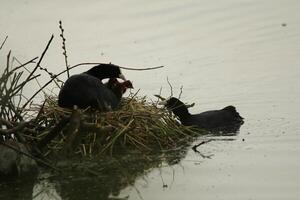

28,93,203,158
0,23,205,163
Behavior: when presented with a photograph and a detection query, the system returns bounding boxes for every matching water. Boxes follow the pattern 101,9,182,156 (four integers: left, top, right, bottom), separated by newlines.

1,0,300,199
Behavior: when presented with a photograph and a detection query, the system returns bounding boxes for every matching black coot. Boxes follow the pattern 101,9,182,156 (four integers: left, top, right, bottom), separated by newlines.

159,97,244,129
58,63,127,111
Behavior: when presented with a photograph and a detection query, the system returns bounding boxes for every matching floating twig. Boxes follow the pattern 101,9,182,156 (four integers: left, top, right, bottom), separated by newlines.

192,139,214,159
192,139,213,152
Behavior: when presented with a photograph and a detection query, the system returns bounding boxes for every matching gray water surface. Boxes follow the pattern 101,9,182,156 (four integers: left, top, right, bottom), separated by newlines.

1,0,300,199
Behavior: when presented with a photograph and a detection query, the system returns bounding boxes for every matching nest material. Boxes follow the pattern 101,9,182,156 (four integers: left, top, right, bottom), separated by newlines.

0,34,204,160
30,94,204,157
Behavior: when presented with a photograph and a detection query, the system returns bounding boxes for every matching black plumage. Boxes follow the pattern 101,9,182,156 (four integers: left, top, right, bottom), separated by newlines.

58,63,126,111
160,97,244,129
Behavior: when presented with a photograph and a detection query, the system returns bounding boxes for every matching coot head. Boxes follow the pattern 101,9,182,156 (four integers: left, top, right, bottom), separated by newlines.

159,97,191,119
85,63,126,81
119,80,134,93
106,78,133,98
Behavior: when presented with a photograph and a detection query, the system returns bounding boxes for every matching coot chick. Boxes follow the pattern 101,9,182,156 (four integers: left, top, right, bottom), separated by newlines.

58,63,126,111
159,97,243,129
103,78,133,108
105,78,133,100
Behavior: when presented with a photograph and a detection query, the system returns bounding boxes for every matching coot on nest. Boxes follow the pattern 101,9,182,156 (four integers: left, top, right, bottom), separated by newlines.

58,63,131,111
159,97,243,129
104,78,133,101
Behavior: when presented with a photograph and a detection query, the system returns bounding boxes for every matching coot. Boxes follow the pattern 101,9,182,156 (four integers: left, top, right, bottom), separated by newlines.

159,97,243,129
58,64,128,111
105,78,133,100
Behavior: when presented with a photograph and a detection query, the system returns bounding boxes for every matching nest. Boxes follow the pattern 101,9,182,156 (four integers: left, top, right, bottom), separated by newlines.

28,93,203,158
0,31,204,163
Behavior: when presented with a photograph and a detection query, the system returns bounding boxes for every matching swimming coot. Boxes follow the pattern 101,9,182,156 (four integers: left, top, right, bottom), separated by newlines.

159,97,244,129
58,63,128,111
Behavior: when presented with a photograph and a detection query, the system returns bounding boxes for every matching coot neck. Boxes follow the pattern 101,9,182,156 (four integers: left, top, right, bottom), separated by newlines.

172,106,191,122
110,87,122,100
104,79,124,101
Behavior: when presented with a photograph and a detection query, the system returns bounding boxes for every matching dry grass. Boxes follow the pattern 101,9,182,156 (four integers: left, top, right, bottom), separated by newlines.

27,93,204,158
0,30,205,161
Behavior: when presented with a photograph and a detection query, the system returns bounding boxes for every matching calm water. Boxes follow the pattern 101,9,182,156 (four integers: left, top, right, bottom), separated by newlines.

1,0,300,199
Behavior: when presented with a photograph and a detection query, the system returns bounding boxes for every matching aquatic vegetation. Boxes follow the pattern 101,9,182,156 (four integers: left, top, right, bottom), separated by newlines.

32,94,202,157
0,32,205,169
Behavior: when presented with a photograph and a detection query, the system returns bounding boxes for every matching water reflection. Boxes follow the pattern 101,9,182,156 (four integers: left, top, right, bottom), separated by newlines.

0,178,35,200
1,123,242,200
48,150,192,200
206,123,243,136
192,123,242,157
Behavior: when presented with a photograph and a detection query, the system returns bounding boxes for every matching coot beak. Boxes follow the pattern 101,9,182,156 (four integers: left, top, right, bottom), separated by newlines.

154,94,166,100
119,74,126,81
158,100,167,106
185,103,195,108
